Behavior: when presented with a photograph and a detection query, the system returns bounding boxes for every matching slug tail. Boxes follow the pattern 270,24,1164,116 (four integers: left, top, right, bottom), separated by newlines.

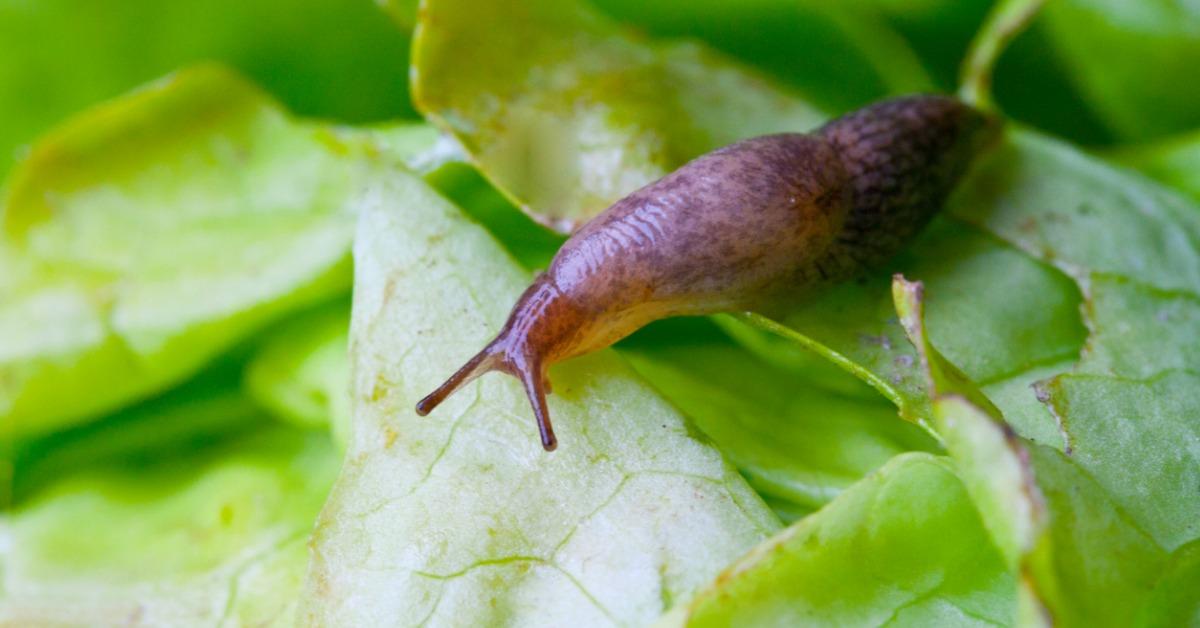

415,345,498,416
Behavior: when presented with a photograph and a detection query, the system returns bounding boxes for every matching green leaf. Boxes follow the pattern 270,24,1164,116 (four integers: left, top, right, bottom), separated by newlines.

303,167,780,625
589,0,932,112
680,129,1200,622
1037,0,1200,141
895,132,1200,622
11,354,267,506
411,0,825,232
0,0,415,181
1,422,339,626
1113,131,1200,204
244,301,353,448
1023,444,1167,627
738,214,1085,442
1039,369,1200,551
951,133,1200,295
404,0,1200,609
1135,540,1200,627
622,325,936,521
891,277,1044,573
659,453,1016,626
890,134,1200,623
0,66,435,440
951,134,1200,550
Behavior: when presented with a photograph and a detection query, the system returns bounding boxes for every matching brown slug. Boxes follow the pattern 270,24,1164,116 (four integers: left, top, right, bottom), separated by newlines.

416,95,999,450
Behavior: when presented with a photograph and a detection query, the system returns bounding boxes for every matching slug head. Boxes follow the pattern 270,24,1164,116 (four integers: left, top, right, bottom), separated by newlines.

416,278,584,451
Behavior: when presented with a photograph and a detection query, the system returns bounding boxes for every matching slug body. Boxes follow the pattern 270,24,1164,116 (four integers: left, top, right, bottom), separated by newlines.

417,95,998,450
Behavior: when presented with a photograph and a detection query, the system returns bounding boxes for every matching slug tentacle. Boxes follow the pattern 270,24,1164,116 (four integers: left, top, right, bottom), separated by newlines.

418,276,577,451
416,334,558,450
516,356,556,451
414,343,499,417
416,94,998,451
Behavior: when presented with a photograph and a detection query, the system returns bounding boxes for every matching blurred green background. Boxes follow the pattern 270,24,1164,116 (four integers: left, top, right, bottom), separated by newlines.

6,0,1200,187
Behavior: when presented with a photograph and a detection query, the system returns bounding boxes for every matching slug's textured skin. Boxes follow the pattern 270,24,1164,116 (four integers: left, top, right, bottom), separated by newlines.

418,95,999,450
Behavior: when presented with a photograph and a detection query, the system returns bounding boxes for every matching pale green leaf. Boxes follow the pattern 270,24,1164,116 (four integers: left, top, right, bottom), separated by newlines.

303,165,779,625
659,454,1015,627
1,422,338,626
411,0,825,232
0,66,423,440
244,301,353,448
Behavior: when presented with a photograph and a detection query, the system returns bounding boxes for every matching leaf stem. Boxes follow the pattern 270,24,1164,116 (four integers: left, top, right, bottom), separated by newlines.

959,0,1048,110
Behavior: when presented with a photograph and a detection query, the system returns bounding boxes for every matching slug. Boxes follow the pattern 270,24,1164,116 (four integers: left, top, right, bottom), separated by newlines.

417,95,999,450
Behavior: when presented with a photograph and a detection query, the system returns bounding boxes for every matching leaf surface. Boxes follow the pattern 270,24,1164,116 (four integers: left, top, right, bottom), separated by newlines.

411,0,825,232
303,166,780,625
1,419,338,627
659,454,1015,627
244,301,353,448
0,67,437,440
623,329,936,522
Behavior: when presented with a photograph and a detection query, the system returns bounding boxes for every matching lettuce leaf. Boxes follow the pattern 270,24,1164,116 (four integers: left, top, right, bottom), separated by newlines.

735,211,1085,446
410,0,825,232
891,277,1043,576
0,66,438,440
401,0,1200,616
244,301,353,448
950,132,1200,554
1114,131,1200,204
1,419,338,626
622,326,936,522
757,130,1200,624
303,165,780,625
11,355,268,506
658,453,1015,626
6,1,1198,624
